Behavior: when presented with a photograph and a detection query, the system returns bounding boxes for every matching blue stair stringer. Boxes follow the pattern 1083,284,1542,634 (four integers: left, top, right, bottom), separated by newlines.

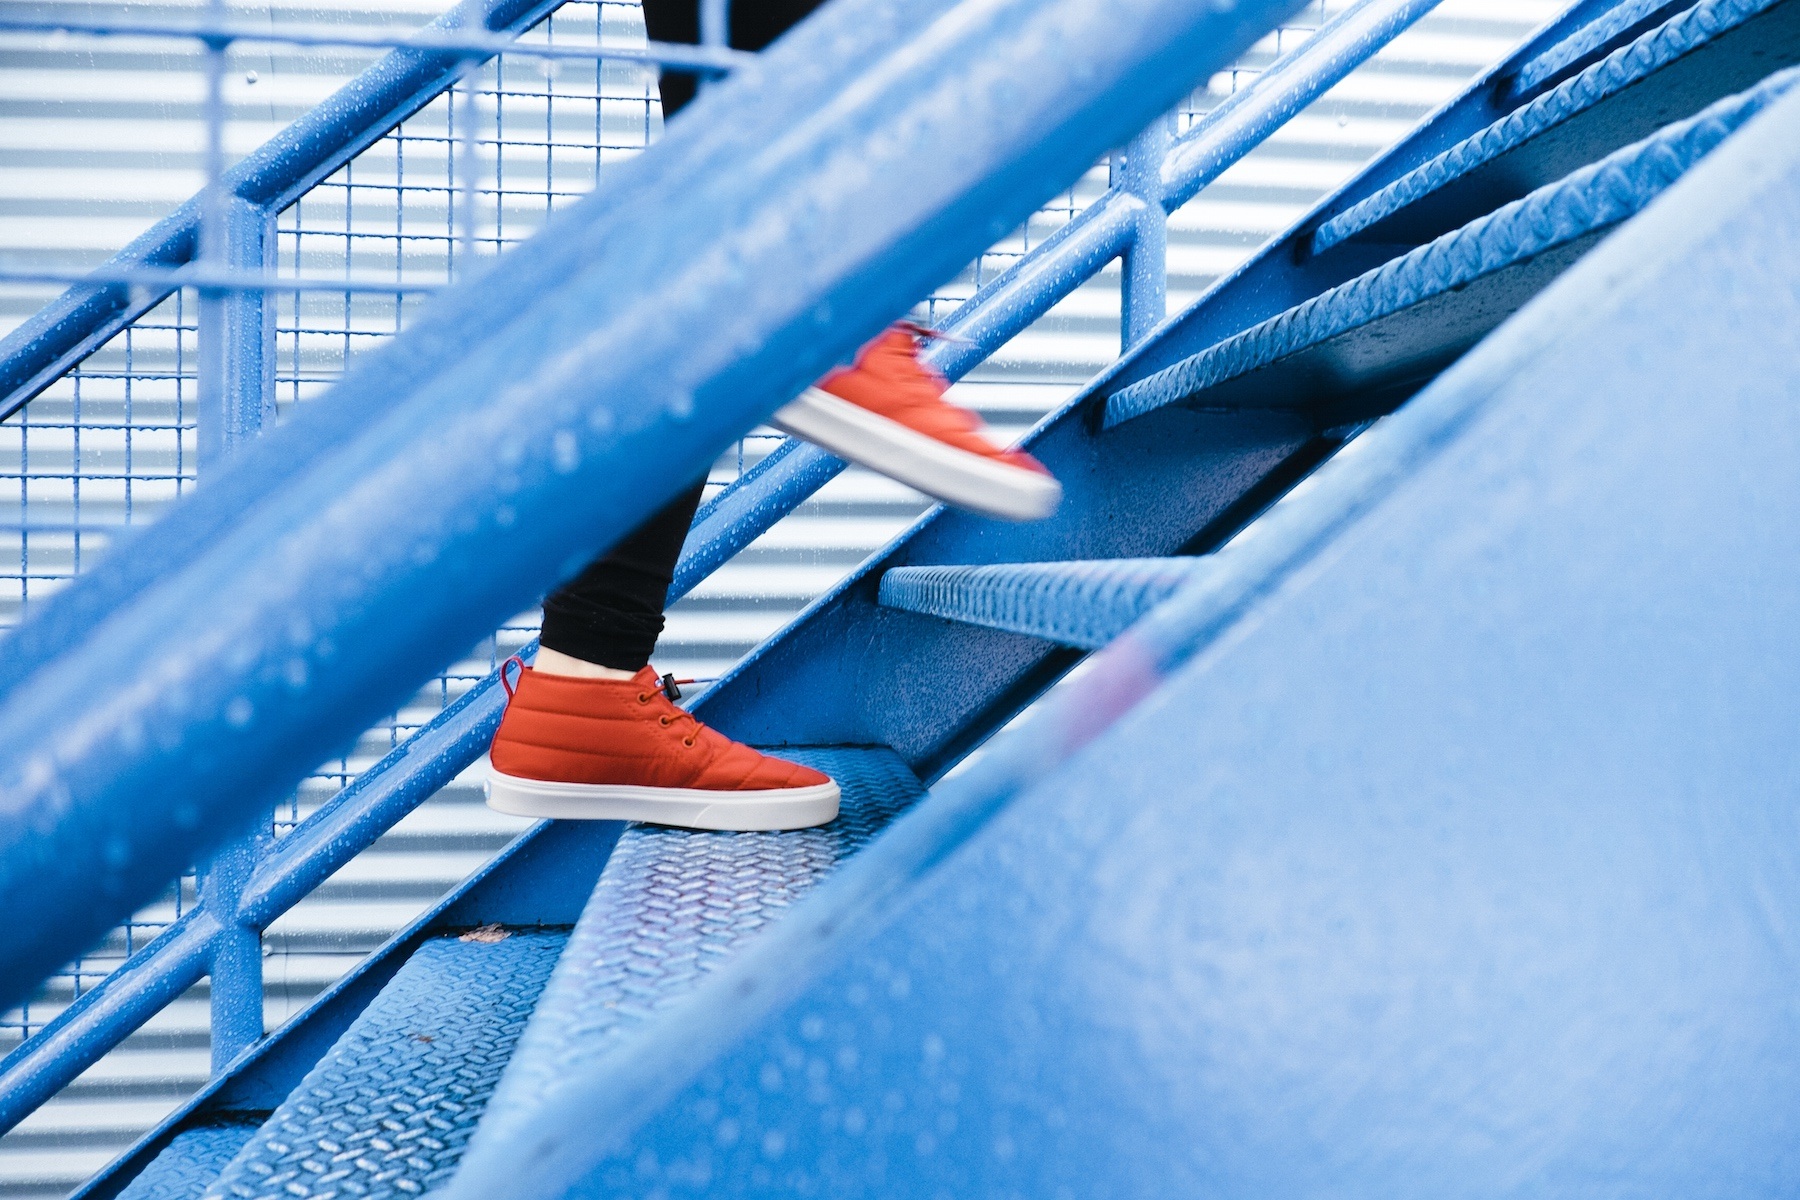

1104,68,1798,427
464,749,924,1161
1311,0,1800,254
115,1126,259,1200
198,932,567,1200
450,79,1800,1198
877,559,1210,649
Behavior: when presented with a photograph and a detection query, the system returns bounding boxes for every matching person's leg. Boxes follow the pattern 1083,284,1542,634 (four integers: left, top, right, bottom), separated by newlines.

533,0,831,682
489,0,843,833
536,478,704,678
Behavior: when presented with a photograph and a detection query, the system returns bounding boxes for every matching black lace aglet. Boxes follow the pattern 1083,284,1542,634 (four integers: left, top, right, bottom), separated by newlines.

660,673,682,702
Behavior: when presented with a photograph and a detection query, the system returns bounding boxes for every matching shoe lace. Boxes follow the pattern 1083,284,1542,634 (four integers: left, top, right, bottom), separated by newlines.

636,683,702,748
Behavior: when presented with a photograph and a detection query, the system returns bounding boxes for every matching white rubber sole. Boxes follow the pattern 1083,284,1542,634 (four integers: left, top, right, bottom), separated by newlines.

486,767,840,831
772,387,1061,521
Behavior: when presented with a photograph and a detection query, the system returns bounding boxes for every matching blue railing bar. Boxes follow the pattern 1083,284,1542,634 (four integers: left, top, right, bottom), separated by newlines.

0,264,451,295
0,16,751,72
0,911,217,1136
0,0,568,418
672,438,848,597
235,672,514,929
0,0,1308,1012
1507,0,1681,97
0,679,509,1138
1160,0,1447,211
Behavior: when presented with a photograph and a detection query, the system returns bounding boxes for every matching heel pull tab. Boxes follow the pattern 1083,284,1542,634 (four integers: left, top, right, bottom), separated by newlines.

500,655,526,699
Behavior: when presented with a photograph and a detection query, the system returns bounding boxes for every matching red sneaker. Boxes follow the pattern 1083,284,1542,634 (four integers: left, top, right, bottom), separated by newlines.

485,662,839,831
772,325,1062,521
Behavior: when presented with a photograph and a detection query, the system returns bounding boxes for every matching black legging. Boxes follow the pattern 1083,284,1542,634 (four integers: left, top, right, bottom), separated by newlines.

538,0,830,671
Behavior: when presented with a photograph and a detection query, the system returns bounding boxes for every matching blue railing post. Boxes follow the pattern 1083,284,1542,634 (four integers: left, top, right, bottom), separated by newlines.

193,17,277,1066
1118,112,1172,348
197,197,276,466
198,824,271,1072
193,190,276,1068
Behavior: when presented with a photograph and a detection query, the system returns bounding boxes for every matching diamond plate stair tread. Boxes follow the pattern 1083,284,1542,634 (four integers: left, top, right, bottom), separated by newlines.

1312,0,1796,253
200,931,566,1200
878,558,1209,649
114,1124,259,1200
1104,69,1798,428
463,747,924,1165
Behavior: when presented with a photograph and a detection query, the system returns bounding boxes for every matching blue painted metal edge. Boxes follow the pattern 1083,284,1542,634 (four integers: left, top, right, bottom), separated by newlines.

877,558,1210,649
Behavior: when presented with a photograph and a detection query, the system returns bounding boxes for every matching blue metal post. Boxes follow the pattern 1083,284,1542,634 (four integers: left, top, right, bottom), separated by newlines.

196,197,275,466
194,13,275,1070
1118,113,1171,348
0,0,1309,1012
198,826,270,1073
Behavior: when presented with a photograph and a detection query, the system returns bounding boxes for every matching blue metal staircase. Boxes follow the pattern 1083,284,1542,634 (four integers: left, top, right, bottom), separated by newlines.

3,0,1800,1194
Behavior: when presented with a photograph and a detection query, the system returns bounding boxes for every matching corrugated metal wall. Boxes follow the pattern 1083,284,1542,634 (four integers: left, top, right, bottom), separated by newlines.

0,1,1558,1193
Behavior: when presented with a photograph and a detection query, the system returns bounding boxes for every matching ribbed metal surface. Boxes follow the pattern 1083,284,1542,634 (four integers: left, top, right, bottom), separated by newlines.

1313,0,1793,253
466,748,924,1166
200,932,566,1200
114,1125,256,1200
0,4,1556,1195
1106,69,1798,426
879,558,1209,649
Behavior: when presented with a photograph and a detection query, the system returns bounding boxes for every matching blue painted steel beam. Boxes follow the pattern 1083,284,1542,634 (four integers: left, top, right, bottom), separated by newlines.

0,0,1307,1014
481,82,1800,1199
0,0,568,419
1106,70,1799,427
878,558,1210,649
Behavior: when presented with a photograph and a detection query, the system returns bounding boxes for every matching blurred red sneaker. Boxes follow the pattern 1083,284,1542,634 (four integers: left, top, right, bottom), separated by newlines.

773,324,1062,521
486,662,839,831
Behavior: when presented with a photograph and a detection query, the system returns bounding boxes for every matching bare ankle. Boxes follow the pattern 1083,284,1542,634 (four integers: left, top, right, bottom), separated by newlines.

533,647,639,681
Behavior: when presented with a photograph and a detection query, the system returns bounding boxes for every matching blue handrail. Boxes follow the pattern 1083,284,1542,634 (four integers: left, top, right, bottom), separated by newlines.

0,0,1448,1132
0,0,1306,1014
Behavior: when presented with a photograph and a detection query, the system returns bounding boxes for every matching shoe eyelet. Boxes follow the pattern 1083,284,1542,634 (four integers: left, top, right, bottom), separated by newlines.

637,693,651,704
658,715,672,726
682,737,696,748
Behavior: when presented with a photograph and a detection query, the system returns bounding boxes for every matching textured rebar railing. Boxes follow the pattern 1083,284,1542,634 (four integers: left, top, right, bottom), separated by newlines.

0,0,1458,1152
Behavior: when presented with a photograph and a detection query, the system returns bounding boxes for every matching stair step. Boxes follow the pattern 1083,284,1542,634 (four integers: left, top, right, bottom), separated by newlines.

192,931,567,1200
1103,68,1797,430
115,1124,256,1200
1311,0,1800,255
1509,0,1693,98
878,559,1207,649
457,747,924,1177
